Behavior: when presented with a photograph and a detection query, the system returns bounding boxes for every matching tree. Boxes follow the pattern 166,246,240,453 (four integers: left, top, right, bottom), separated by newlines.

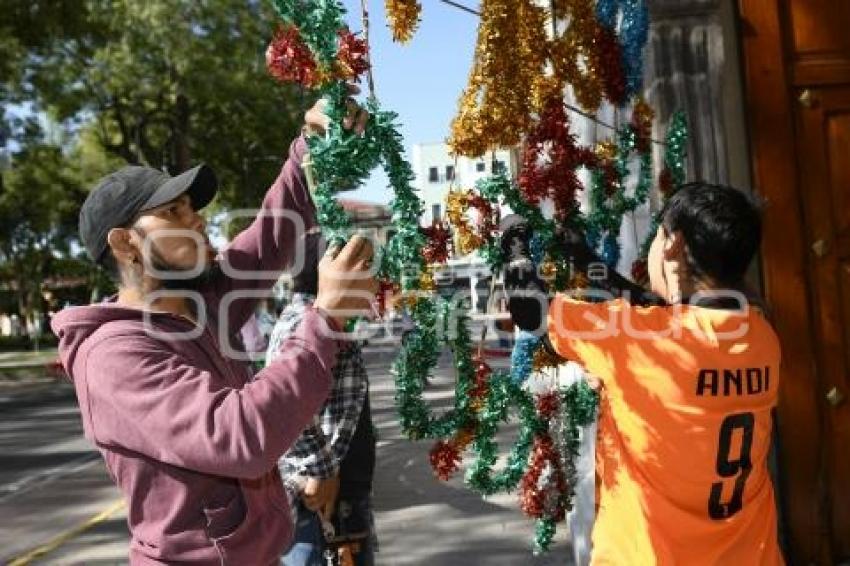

0,0,312,321
3,0,307,216
0,122,84,322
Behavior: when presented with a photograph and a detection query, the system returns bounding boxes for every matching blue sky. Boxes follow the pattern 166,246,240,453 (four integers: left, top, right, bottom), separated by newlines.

339,0,480,203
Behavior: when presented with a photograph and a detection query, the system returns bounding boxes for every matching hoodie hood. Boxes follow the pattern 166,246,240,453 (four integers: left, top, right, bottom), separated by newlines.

51,299,189,380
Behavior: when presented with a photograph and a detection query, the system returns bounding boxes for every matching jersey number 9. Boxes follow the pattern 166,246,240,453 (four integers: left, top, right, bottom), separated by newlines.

709,412,754,520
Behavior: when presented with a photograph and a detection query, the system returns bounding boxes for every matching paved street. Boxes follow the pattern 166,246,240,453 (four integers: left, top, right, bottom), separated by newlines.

0,347,573,565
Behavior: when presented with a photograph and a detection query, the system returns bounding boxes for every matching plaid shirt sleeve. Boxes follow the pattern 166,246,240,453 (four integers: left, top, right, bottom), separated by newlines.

295,344,367,478
266,296,368,480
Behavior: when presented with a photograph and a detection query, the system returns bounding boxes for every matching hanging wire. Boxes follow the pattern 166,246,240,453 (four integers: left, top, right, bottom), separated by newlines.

435,0,669,146
436,0,480,16
360,0,377,99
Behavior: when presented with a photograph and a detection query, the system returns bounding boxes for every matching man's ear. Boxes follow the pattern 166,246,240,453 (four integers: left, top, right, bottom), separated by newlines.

662,229,686,262
106,227,138,266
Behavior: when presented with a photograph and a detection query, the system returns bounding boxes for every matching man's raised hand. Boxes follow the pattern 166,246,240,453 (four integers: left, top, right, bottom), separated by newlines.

314,234,379,331
303,85,369,137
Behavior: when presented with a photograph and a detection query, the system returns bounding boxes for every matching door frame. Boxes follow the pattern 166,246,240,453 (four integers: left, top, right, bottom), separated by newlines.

793,86,850,560
736,0,832,563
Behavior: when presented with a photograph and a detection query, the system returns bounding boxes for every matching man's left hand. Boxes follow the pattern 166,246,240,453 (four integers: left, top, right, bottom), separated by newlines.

304,85,369,137
302,475,340,519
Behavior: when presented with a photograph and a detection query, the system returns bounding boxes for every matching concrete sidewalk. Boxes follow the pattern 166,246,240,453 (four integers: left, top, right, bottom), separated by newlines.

0,349,59,367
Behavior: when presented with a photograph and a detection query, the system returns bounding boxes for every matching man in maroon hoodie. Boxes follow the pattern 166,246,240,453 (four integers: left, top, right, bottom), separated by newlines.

50,101,376,565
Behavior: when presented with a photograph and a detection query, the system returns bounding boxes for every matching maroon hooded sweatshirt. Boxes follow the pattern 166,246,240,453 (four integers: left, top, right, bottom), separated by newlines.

51,137,339,565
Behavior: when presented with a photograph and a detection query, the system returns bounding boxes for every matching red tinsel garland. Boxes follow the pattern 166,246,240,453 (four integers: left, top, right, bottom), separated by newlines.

536,391,560,420
421,222,452,264
266,24,321,87
519,435,568,519
519,393,569,520
520,434,569,521
429,359,490,481
596,25,627,107
518,97,598,219
335,28,370,82
468,194,497,236
266,26,369,87
470,357,492,402
631,98,655,154
430,439,463,481
375,279,399,317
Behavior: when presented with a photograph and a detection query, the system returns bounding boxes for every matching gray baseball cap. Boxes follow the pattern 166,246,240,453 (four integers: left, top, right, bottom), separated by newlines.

80,164,218,264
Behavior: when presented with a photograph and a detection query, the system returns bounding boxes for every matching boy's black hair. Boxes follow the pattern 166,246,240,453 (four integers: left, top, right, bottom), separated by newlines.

660,182,762,288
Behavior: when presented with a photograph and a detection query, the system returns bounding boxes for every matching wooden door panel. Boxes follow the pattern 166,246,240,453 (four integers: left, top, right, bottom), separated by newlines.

797,87,850,559
788,2,850,88
826,114,850,238
788,1,850,56
825,109,850,556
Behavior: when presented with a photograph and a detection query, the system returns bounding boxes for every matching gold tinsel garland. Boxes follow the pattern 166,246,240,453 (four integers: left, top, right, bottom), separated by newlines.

445,188,500,255
448,0,549,157
448,0,636,157
385,0,421,43
548,0,605,111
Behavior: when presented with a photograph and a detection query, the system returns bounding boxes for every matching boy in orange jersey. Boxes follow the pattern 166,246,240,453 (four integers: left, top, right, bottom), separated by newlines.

505,183,784,565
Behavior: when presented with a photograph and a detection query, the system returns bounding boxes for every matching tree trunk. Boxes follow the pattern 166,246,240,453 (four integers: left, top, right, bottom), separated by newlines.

173,92,191,173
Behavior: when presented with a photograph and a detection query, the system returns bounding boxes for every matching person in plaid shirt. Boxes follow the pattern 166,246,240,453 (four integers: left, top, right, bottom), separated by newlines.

267,232,377,566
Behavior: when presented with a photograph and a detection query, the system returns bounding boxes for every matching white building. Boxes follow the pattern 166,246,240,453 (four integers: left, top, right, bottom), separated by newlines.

411,142,518,226
411,142,520,315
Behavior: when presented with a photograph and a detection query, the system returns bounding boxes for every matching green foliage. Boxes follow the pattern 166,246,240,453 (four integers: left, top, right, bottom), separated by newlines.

0,132,85,317
1,0,311,313
5,0,306,205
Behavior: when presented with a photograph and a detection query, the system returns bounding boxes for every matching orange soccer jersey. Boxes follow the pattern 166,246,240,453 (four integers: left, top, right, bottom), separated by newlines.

548,296,784,566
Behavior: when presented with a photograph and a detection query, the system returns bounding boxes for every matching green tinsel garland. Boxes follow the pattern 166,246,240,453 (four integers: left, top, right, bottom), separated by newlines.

477,173,583,289
393,296,478,439
532,381,599,553
637,110,689,259
534,517,558,555
586,122,653,265
663,110,689,188
466,370,541,494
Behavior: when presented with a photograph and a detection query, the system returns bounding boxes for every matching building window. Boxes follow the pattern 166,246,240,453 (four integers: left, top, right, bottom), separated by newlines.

493,160,506,174
432,203,442,223
445,165,455,181
428,167,439,183
476,161,486,172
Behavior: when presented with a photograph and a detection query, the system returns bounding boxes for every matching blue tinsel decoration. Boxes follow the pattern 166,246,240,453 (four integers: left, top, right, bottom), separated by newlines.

620,0,650,96
596,0,618,29
602,233,621,269
510,331,540,385
595,0,651,98
529,234,545,265
584,224,601,251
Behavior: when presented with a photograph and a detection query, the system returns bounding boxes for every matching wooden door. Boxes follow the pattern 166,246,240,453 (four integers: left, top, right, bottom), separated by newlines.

738,0,850,563
796,87,850,560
